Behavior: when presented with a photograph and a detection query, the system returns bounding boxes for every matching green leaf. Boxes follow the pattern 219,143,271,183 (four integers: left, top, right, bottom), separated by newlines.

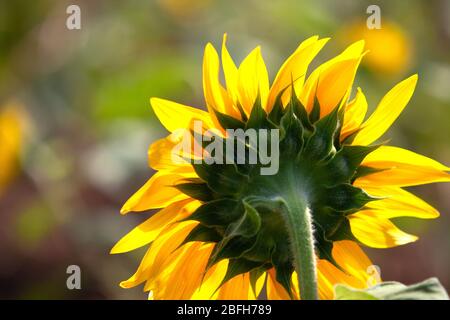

335,278,449,300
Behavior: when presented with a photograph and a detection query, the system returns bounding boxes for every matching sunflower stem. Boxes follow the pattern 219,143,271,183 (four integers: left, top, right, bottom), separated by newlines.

281,191,318,300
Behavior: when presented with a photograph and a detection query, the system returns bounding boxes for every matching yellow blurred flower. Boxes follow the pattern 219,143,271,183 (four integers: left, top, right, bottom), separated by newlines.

158,0,212,19
341,21,413,76
0,103,23,196
112,35,448,300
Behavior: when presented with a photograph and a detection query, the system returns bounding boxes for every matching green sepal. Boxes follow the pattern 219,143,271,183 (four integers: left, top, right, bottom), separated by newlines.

180,224,223,246
186,199,241,228
246,96,276,130
226,200,262,238
333,107,346,149
192,162,249,196
206,236,257,271
324,144,380,184
309,96,321,124
291,96,314,132
267,92,285,125
175,179,214,202
322,184,376,212
353,165,388,180
249,265,269,298
313,226,348,273
214,109,246,130
271,250,295,298
214,258,266,296
279,104,304,157
327,217,357,242
303,105,340,161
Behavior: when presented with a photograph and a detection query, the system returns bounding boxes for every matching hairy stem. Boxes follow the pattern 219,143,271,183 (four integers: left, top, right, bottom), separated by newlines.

279,191,318,300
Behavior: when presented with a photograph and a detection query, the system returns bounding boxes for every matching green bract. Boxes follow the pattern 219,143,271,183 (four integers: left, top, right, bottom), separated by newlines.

176,92,380,297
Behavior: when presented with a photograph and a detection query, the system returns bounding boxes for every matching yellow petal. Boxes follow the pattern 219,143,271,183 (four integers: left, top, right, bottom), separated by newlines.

317,259,366,299
266,36,329,111
316,240,375,300
203,42,240,123
153,242,214,299
237,46,270,115
120,171,195,214
151,97,215,132
120,221,197,290
332,240,374,284
361,185,440,219
352,75,418,145
218,273,255,300
341,87,368,139
221,34,241,118
142,220,199,290
148,132,197,174
266,268,291,300
316,57,363,118
300,40,365,113
119,246,153,289
357,164,450,187
348,211,418,248
356,146,450,187
192,259,229,299
111,199,199,254
362,146,450,171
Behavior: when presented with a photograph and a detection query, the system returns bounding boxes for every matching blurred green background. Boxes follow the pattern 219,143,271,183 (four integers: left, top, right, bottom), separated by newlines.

0,0,449,299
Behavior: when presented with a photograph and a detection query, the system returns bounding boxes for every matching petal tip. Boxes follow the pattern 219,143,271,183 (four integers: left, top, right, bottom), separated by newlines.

120,205,130,215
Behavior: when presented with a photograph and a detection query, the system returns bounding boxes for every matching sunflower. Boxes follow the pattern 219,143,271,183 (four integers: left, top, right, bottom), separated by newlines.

111,35,450,300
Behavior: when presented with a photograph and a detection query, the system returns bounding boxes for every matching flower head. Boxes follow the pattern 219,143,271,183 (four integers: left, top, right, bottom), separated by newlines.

112,35,449,300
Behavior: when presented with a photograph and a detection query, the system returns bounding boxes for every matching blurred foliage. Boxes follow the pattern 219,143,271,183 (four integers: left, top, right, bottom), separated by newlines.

0,0,449,299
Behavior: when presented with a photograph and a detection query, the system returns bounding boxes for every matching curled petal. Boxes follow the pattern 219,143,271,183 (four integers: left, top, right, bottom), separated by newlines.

341,87,368,139
300,40,365,114
353,75,418,145
266,36,329,111
151,98,214,132
349,211,418,248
